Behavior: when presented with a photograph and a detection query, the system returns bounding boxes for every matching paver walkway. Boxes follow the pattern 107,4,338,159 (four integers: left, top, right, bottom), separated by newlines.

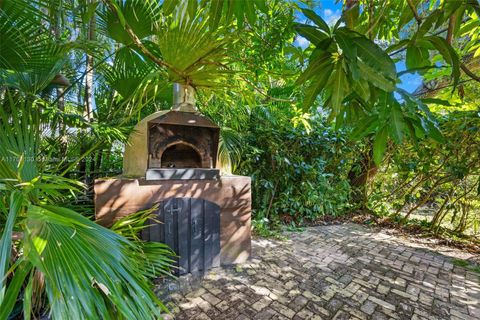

167,223,480,320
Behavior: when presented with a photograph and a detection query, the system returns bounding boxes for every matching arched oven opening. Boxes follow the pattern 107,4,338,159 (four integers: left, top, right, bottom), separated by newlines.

160,142,202,168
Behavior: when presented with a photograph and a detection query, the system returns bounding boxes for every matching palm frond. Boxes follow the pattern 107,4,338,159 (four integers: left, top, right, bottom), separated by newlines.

218,127,243,173
0,91,39,182
0,0,66,93
156,11,232,87
111,206,177,278
0,82,173,319
103,46,158,99
98,0,161,45
23,204,168,319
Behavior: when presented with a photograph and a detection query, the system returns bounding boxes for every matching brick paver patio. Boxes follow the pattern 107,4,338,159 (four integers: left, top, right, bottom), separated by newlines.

165,223,480,320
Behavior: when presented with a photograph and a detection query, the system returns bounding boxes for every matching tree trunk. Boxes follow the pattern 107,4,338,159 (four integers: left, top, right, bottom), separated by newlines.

48,2,69,174
430,190,453,232
79,0,96,181
348,142,377,210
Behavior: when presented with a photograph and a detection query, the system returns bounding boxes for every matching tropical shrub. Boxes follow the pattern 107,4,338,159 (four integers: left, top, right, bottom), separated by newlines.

0,1,176,318
370,107,480,236
203,102,355,227
0,97,174,319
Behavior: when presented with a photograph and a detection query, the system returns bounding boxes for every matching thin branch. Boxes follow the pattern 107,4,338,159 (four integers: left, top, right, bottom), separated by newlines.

365,2,387,36
413,79,474,97
214,60,295,103
52,50,117,105
460,63,480,82
446,14,457,44
407,0,422,25
444,14,480,82
397,65,445,76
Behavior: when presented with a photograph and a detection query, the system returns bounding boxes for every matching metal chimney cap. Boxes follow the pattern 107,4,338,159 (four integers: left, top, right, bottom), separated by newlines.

172,83,197,112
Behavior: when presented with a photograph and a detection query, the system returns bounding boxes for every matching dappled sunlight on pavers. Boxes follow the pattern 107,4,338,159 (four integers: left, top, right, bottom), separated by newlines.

166,223,480,319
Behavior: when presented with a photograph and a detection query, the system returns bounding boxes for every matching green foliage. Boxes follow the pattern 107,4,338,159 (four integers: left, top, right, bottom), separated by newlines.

155,11,231,87
234,106,353,225
0,0,66,93
295,8,397,113
370,108,480,235
158,0,268,29
1,0,480,316
294,2,478,164
0,97,173,319
101,0,160,45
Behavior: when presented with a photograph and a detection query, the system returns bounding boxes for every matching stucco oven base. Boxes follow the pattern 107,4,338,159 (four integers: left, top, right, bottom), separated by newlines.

94,175,252,265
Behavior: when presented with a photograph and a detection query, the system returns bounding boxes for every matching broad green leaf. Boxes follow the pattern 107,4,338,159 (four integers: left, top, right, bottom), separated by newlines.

386,39,409,54
295,24,329,46
342,2,359,29
409,117,427,139
358,61,395,92
425,36,460,88
421,98,452,106
301,8,330,34
398,0,421,28
373,126,388,165
350,115,379,140
352,37,396,79
451,6,466,39
353,80,370,102
417,9,443,37
347,60,360,81
426,121,445,143
406,45,430,70
302,64,334,109
389,103,405,144
405,119,419,147
335,28,357,62
309,39,333,57
295,52,332,85
329,62,348,116
376,90,391,120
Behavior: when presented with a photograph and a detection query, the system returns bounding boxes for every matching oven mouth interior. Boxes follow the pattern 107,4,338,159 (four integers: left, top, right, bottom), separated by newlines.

160,142,202,168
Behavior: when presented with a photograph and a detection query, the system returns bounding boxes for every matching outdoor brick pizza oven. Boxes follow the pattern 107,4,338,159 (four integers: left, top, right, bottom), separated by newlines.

94,84,251,275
